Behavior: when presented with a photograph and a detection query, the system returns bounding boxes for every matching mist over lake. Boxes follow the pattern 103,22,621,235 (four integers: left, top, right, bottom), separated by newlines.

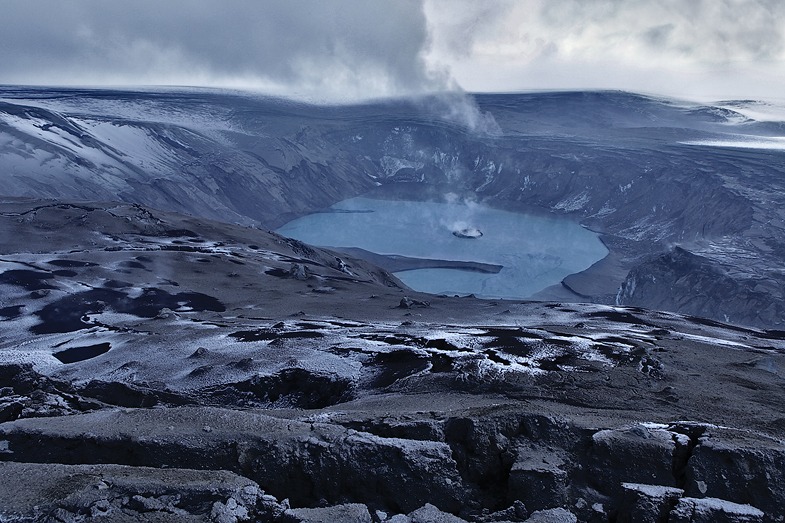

277,197,608,298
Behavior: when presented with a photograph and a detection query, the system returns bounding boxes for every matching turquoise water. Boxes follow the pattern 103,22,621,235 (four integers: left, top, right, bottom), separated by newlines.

276,197,607,299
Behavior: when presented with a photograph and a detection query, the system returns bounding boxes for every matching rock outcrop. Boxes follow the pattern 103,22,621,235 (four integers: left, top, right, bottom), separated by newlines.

0,200,783,521
617,247,785,328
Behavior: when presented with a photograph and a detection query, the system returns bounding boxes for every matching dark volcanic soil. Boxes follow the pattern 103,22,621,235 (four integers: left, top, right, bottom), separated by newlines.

0,199,782,522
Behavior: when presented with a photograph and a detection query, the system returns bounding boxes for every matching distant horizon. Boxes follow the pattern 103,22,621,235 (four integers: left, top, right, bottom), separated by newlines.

2,82,784,108
1,1,782,104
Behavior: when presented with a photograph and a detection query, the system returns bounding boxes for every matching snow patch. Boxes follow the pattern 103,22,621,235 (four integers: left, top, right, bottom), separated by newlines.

555,192,590,212
379,156,424,177
621,482,683,498
682,135,785,150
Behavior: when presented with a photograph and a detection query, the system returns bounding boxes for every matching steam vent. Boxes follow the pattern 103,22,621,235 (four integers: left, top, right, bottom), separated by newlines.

452,227,483,238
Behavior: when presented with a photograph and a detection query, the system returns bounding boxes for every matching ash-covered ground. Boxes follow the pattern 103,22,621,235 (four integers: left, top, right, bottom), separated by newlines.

3,87,785,327
0,199,783,522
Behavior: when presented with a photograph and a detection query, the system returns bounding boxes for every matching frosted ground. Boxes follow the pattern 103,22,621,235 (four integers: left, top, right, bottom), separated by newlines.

2,87,785,520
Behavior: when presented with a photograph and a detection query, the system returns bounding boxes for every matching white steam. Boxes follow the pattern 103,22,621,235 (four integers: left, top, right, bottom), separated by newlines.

420,92,502,136
440,193,483,232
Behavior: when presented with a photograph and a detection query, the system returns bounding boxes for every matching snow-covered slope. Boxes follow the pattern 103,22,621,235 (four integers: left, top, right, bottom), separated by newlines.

0,88,379,227
2,87,785,327
1,198,784,521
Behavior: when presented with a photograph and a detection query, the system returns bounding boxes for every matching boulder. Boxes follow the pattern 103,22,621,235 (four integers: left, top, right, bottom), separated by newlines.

508,446,568,512
289,263,309,280
0,461,274,522
684,427,785,518
590,424,683,497
283,503,373,523
524,508,577,523
0,406,465,514
617,483,683,523
409,503,468,523
399,296,431,309
668,497,764,523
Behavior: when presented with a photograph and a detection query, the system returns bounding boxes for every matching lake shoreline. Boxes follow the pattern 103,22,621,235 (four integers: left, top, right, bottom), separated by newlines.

276,195,607,299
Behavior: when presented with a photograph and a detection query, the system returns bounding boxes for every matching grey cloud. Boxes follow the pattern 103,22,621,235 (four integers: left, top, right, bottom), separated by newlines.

423,0,785,99
0,0,446,100
534,0,785,64
3,0,782,102
642,0,784,63
423,0,513,59
642,24,675,48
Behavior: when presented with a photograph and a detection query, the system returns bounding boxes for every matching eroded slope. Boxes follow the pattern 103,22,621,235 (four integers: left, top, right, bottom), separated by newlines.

0,200,783,522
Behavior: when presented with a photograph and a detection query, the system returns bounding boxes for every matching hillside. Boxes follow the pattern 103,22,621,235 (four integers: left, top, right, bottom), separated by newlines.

2,87,785,326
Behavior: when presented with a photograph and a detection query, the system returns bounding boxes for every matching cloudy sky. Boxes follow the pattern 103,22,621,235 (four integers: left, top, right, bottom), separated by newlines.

1,0,783,102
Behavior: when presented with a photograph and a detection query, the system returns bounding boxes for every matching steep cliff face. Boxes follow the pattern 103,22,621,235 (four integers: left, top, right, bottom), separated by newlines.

0,88,761,238
0,93,379,227
617,247,785,328
1,87,784,326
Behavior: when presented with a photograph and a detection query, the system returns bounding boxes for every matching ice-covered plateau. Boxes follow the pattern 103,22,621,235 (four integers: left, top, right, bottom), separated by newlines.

0,87,785,521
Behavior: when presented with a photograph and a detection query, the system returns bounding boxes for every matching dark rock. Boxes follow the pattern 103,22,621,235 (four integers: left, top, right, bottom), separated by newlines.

0,401,23,423
683,427,784,518
0,363,39,393
343,418,444,442
370,350,431,388
479,500,529,522
443,415,518,507
290,263,309,280
200,368,353,409
283,503,373,523
0,461,273,523
668,497,764,523
400,297,430,309
19,390,76,419
243,426,465,513
617,247,785,329
508,447,568,512
523,508,577,523
590,424,681,498
77,380,193,408
409,503,467,523
616,483,683,523
0,364,82,420
0,407,466,514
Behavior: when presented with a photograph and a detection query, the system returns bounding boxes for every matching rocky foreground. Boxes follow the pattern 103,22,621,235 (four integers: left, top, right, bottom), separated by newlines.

0,199,784,522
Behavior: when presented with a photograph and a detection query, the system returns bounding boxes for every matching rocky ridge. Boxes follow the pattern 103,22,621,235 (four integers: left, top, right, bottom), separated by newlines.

2,88,785,326
0,200,783,522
